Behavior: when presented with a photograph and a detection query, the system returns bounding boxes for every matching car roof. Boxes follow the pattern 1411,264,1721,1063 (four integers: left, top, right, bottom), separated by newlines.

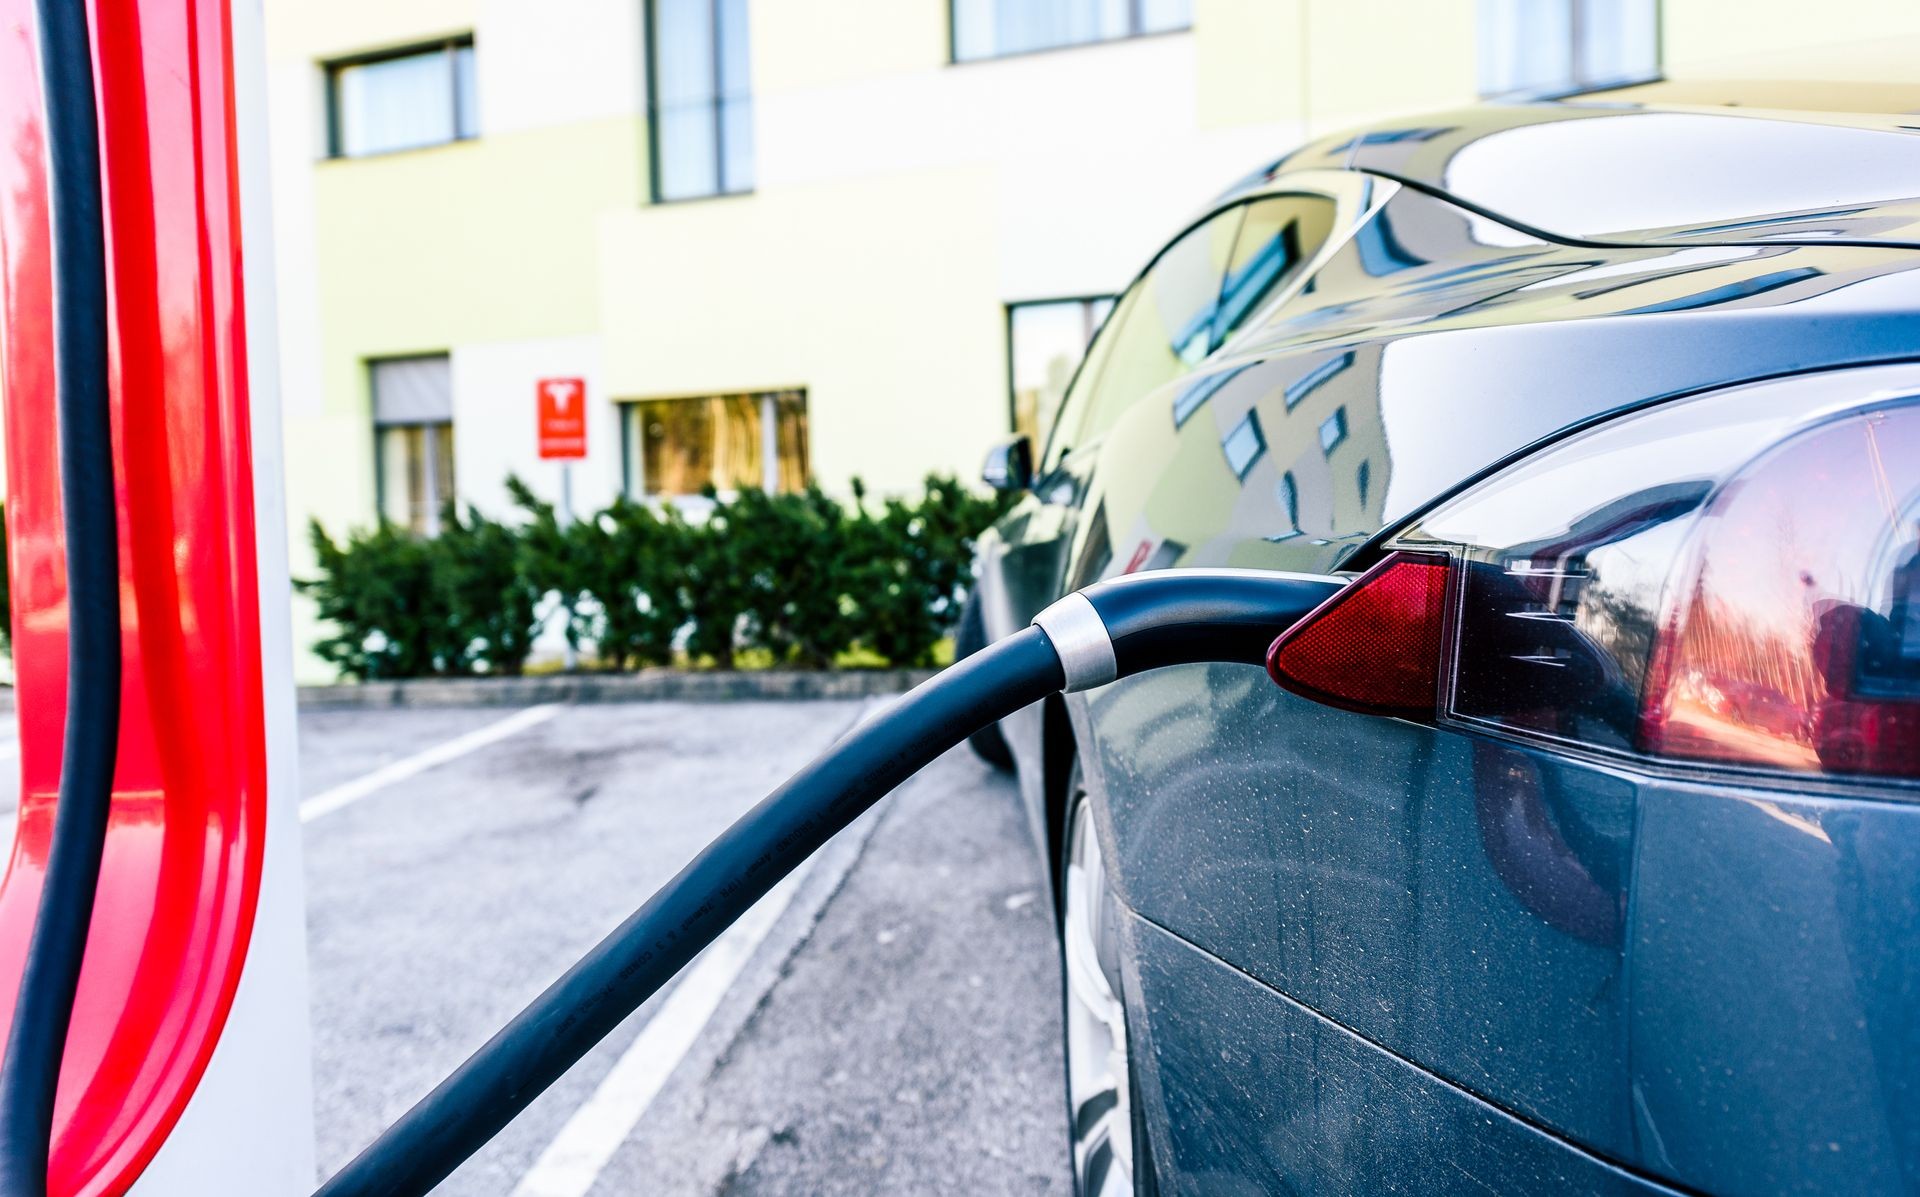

1238,38,1920,250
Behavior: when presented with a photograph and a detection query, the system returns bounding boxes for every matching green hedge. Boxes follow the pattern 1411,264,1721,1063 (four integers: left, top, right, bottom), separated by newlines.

299,475,1012,680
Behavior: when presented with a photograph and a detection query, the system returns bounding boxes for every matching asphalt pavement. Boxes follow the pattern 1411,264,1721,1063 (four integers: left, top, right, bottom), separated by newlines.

299,700,1070,1195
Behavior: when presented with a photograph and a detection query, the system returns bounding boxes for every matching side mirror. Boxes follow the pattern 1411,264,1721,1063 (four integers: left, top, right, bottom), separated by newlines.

981,435,1033,492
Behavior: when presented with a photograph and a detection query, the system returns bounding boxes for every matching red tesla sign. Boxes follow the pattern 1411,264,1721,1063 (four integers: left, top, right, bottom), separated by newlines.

537,377,588,459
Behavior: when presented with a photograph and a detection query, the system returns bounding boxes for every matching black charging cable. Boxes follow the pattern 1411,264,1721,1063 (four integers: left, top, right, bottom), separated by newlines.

316,568,1339,1197
0,1,122,1195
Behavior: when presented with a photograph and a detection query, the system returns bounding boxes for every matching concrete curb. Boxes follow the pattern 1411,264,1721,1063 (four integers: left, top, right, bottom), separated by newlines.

296,668,938,710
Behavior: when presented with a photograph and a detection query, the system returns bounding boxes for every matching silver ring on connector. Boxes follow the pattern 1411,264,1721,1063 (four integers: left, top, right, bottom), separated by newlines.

1032,592,1117,693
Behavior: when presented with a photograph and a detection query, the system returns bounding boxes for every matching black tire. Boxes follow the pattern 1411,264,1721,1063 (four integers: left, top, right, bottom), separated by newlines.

955,588,1016,771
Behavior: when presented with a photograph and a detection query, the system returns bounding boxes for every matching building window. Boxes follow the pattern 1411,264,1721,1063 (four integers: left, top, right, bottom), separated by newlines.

371,356,456,535
951,0,1192,62
1008,297,1114,449
1478,0,1658,97
648,0,753,201
622,390,807,498
327,38,476,158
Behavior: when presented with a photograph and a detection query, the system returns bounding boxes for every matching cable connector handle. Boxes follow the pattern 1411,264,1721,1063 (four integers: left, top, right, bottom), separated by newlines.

1035,568,1345,691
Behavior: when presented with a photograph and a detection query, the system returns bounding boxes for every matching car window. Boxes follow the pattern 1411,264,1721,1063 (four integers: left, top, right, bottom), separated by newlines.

1212,193,1337,348
1047,193,1338,466
1063,208,1243,453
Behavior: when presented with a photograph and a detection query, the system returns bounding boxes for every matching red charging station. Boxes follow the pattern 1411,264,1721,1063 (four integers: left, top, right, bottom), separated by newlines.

0,0,313,1192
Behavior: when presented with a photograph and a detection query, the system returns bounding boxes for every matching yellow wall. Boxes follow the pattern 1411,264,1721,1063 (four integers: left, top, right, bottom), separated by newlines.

266,0,477,62
598,165,1005,496
754,0,950,91
295,117,643,531
1194,0,1303,129
1303,0,1478,134
1663,0,1920,71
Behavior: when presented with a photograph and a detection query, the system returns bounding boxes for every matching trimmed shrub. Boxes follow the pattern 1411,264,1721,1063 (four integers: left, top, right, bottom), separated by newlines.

301,503,543,679
840,475,1014,667
676,494,756,670
730,485,860,668
303,474,1012,679
301,518,448,680
435,502,545,675
510,477,688,670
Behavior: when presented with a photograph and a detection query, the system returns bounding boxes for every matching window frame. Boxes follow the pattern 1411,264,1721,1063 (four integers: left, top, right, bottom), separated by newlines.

947,0,1194,65
324,34,476,160
645,0,754,204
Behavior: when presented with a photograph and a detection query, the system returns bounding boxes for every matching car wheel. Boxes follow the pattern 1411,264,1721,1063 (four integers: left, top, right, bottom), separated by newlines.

955,588,1015,771
1060,789,1155,1195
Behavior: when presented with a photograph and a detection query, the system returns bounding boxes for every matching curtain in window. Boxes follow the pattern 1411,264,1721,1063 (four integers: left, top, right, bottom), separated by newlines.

337,50,458,156
377,422,455,535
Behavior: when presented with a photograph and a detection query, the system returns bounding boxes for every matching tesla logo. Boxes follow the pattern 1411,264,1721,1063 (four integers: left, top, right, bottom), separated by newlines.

537,377,588,459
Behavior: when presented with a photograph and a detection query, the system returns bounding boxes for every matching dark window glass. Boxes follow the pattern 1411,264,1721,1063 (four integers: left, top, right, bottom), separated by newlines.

952,0,1192,62
329,39,477,158
652,0,753,201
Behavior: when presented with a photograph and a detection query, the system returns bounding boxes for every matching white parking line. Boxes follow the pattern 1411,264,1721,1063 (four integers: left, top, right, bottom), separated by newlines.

298,705,560,823
510,865,807,1197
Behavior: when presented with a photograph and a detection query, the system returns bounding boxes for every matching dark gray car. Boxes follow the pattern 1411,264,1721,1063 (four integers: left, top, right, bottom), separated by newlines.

967,81,1920,1196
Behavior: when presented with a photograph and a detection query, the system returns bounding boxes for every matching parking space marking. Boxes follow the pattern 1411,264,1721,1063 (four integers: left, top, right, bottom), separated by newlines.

510,864,809,1197
298,704,561,823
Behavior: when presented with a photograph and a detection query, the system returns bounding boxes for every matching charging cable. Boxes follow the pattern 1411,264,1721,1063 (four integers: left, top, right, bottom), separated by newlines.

0,2,122,1194
315,568,1340,1197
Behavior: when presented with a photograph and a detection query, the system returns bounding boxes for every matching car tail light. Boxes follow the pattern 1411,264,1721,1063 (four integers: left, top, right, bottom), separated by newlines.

1637,406,1920,777
1266,551,1450,718
1276,366,1920,784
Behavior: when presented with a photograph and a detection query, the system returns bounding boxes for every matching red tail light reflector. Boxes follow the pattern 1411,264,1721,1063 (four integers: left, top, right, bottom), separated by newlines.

1266,551,1451,718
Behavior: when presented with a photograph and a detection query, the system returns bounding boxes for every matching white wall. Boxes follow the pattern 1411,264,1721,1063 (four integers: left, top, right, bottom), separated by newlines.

451,335,622,519
756,31,1309,303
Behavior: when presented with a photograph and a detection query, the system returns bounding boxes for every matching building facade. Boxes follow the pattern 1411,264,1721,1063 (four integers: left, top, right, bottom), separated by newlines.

261,0,1920,677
